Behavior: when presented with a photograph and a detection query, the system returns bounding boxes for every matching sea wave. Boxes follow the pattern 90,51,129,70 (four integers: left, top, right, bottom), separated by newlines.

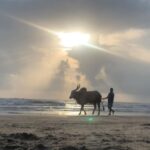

0,98,150,116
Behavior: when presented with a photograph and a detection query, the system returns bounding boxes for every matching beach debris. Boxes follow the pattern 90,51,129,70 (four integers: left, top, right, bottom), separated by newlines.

141,123,150,126
59,146,78,150
59,146,88,150
3,145,27,150
9,133,39,140
31,144,48,150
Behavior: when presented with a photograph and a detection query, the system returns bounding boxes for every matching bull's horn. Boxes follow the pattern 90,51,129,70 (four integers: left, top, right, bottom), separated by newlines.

77,84,80,89
74,84,80,91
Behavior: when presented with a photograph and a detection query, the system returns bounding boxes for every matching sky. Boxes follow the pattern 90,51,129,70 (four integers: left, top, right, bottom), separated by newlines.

0,0,150,103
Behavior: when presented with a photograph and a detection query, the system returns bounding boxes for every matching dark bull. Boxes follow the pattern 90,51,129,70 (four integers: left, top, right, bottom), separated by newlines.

69,85,104,115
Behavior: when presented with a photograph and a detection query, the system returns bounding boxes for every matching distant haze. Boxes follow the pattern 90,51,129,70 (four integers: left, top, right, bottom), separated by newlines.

0,0,150,103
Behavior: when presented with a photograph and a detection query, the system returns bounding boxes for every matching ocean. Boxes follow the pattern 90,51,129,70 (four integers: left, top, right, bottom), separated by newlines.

0,98,149,116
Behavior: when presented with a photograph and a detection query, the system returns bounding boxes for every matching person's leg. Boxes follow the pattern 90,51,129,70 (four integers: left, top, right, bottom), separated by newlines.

108,103,112,115
108,106,111,115
110,103,115,115
111,108,115,115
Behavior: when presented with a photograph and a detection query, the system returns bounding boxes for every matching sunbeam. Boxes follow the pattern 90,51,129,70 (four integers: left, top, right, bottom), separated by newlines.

4,13,57,36
4,13,123,58
85,43,123,57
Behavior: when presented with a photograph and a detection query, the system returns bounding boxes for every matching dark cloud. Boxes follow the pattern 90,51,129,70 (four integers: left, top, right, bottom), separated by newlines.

1,0,150,32
48,60,70,91
69,46,150,102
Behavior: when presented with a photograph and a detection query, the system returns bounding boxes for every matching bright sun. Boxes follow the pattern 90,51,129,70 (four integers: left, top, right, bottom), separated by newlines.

57,32,90,48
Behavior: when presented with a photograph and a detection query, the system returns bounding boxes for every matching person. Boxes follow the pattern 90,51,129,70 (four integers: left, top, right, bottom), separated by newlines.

102,88,115,115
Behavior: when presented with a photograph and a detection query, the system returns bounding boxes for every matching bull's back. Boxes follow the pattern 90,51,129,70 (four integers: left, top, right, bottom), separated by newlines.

81,91,101,104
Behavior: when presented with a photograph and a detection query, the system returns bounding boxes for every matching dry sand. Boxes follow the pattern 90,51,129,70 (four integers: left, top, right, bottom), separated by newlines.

0,114,149,150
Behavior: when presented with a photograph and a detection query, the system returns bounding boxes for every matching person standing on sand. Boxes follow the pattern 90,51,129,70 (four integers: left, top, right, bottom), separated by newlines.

102,88,115,116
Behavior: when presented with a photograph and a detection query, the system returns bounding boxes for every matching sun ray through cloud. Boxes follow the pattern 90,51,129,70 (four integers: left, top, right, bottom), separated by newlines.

3,12,124,58
3,13,57,36
85,43,123,57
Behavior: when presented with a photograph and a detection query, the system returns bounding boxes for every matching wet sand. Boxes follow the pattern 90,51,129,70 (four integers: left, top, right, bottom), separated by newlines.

0,115,149,150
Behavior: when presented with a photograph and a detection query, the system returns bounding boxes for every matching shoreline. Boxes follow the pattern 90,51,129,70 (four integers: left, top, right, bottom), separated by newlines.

0,110,150,117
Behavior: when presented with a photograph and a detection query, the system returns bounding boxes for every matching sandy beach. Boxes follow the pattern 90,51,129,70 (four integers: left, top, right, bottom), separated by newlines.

0,115,149,150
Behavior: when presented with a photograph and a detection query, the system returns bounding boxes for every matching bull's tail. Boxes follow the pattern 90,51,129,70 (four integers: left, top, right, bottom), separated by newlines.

99,94,105,111
101,101,105,111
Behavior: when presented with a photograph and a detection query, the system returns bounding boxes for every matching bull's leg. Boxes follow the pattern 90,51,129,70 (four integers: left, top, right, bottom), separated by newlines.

82,105,87,115
97,103,100,116
79,105,86,115
79,106,82,115
92,104,96,115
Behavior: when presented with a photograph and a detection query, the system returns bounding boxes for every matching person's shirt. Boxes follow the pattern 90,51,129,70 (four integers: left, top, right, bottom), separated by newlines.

107,92,114,102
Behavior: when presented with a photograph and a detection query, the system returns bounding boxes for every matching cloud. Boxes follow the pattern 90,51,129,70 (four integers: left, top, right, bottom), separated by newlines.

95,67,113,88
68,40,150,103
0,45,91,99
99,29,146,46
44,56,91,100
0,47,64,97
99,28,150,63
1,0,150,32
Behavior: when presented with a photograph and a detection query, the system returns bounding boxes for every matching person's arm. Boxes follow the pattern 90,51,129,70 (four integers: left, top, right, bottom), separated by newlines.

102,96,108,100
102,93,109,100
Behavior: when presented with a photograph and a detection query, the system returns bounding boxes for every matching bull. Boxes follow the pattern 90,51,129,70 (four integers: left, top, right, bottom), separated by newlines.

69,85,104,115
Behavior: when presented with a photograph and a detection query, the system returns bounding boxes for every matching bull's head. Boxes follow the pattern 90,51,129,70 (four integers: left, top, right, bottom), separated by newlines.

69,84,80,99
